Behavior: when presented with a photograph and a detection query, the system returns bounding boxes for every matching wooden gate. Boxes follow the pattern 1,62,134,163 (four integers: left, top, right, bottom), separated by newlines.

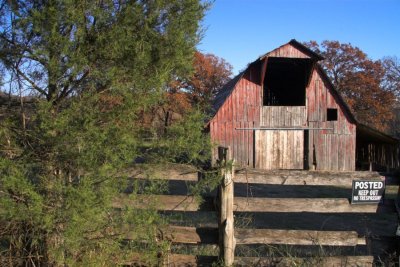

255,130,304,169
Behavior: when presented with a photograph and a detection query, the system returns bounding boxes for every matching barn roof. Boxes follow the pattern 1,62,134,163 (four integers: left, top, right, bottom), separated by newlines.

211,39,331,118
210,40,399,143
211,71,244,116
357,123,398,144
259,39,325,61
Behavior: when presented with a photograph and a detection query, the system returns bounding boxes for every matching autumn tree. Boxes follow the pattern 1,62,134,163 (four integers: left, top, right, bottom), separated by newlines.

141,51,233,135
0,0,210,265
382,56,400,100
188,51,233,110
305,40,396,131
381,56,400,137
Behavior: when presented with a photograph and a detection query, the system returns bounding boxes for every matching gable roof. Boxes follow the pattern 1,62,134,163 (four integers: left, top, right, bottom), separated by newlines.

259,39,325,61
211,71,244,116
210,40,399,143
211,39,325,118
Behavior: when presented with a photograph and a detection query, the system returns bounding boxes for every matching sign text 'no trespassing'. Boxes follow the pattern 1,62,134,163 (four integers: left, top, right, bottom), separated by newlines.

351,180,385,204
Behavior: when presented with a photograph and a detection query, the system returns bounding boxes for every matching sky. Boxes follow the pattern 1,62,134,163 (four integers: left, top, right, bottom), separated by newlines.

197,0,400,75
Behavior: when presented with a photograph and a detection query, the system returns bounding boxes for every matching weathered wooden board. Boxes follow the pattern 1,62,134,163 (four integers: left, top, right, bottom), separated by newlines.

255,130,304,170
123,253,217,267
165,254,217,266
266,43,311,58
114,195,213,211
306,69,357,171
123,164,199,181
234,197,394,213
165,226,218,244
260,106,306,127
242,212,398,237
159,255,374,267
210,67,262,167
127,226,363,247
235,229,363,246
235,256,374,267
234,169,386,186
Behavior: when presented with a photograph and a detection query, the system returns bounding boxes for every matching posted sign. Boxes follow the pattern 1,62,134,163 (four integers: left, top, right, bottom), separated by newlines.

351,180,385,204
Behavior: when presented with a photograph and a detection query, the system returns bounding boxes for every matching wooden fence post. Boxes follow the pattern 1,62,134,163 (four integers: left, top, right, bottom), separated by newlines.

218,146,235,266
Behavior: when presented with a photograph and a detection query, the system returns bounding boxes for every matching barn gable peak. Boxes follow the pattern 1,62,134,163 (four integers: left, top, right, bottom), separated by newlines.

211,40,325,121
259,39,324,61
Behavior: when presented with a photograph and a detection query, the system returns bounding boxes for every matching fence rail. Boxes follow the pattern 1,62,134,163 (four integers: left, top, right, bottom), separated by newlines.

120,146,399,266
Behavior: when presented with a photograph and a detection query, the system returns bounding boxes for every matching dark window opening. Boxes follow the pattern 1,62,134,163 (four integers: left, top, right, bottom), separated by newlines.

327,108,338,121
263,57,313,106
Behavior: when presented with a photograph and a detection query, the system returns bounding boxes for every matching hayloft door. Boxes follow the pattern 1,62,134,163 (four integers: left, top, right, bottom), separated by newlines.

255,130,304,170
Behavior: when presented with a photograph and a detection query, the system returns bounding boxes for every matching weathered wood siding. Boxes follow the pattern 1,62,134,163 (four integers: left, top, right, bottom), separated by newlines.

211,42,357,171
210,65,261,167
306,68,356,171
261,106,306,127
255,130,304,169
266,43,310,58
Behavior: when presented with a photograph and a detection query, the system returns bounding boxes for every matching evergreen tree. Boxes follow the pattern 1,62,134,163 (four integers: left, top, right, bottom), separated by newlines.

0,0,209,265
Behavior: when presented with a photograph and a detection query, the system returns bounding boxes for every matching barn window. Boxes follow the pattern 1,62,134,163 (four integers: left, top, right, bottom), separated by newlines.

327,108,338,121
263,57,313,106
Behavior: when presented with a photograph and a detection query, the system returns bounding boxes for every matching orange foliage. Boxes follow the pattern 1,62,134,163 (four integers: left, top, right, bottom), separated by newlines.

305,40,396,131
382,56,400,100
98,93,124,112
188,51,233,110
139,51,232,135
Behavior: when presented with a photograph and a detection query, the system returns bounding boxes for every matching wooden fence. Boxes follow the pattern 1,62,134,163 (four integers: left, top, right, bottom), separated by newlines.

117,147,400,266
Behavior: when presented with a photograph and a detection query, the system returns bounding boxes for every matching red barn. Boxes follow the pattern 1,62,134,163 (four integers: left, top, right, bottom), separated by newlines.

209,40,399,171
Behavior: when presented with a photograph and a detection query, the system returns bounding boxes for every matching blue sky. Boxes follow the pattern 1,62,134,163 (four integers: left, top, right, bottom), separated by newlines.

197,0,400,74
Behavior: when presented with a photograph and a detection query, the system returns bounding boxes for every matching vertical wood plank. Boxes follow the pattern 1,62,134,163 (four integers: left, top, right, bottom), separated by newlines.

218,148,235,266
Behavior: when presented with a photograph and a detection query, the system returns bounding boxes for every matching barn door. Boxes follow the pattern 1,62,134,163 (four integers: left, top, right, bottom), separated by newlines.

255,130,304,169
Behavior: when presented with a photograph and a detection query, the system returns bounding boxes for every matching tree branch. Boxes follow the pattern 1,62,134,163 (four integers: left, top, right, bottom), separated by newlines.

0,34,48,68
13,64,48,97
58,69,90,101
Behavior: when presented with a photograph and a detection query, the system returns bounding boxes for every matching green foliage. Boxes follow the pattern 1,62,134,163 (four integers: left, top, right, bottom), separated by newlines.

0,0,207,102
1,92,133,265
0,88,214,265
144,108,212,166
164,110,210,164
0,0,210,265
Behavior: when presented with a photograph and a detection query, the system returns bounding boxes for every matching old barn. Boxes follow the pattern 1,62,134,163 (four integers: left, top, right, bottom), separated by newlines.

209,40,399,171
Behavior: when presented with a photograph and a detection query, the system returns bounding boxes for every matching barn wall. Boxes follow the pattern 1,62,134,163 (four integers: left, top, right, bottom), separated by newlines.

210,65,261,167
306,69,356,171
255,130,304,169
211,42,357,171
267,43,310,58
261,106,307,127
